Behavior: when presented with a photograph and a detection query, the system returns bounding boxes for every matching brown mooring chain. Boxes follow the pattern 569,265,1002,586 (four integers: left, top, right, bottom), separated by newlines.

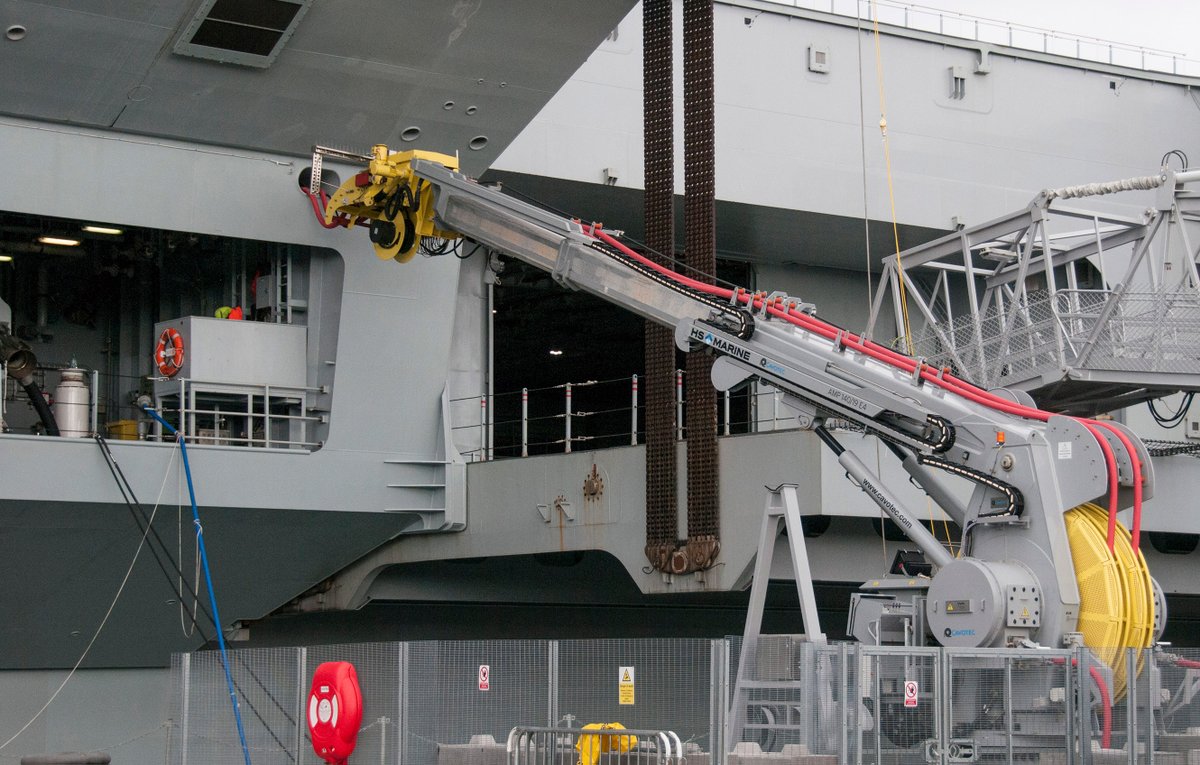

682,0,720,574
641,0,723,576
642,0,679,574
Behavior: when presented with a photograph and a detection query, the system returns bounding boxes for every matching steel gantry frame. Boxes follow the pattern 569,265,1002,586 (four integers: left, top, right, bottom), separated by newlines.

865,168,1200,415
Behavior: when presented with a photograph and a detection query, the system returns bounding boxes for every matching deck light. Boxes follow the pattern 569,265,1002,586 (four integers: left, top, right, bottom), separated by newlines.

82,225,123,235
37,236,80,246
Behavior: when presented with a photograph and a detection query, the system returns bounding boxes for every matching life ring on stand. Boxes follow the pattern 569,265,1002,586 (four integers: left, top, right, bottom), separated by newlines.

154,328,185,377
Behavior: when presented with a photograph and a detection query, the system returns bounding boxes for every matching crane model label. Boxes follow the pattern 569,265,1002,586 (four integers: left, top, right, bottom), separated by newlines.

692,327,751,362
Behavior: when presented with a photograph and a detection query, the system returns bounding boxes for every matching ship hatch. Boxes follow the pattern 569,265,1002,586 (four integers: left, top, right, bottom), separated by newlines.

174,0,312,68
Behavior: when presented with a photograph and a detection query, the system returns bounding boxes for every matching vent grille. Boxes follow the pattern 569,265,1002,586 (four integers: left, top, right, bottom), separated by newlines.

174,0,311,68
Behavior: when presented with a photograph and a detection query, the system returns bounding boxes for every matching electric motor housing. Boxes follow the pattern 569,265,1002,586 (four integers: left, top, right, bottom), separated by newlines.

926,558,1041,648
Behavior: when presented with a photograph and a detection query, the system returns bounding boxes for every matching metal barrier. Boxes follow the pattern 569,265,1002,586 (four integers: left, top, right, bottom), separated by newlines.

166,639,1200,765
505,726,683,765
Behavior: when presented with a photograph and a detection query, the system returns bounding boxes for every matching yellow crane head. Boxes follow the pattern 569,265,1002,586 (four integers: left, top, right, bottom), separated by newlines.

322,145,462,263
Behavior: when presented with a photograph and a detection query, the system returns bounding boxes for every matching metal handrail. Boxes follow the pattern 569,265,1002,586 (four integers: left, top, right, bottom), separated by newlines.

774,0,1199,76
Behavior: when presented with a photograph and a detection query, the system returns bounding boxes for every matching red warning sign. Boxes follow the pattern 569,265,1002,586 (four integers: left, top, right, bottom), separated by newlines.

478,664,490,691
903,680,918,708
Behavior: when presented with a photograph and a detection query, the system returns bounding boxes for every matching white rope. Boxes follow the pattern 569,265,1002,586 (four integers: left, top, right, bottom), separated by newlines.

1046,173,1166,200
0,443,181,752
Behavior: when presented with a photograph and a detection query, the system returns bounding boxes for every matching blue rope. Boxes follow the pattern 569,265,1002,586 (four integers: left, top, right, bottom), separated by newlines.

141,406,253,765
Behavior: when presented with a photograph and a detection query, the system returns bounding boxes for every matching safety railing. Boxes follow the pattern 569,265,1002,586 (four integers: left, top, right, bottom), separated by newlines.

774,0,1200,77
0,367,327,451
449,374,807,461
1053,289,1200,374
506,726,683,765
152,377,325,451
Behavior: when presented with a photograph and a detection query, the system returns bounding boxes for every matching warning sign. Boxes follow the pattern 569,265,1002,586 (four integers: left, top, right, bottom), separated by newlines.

618,666,635,705
479,665,490,692
903,680,918,708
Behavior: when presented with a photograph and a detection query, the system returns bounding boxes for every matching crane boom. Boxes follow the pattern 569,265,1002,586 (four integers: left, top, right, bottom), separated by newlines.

305,146,1160,673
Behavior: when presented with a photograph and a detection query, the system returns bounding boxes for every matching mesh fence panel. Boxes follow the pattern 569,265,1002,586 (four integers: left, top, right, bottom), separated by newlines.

1158,646,1200,759
944,649,1074,763
169,646,302,765
857,648,940,765
557,639,712,749
404,640,550,765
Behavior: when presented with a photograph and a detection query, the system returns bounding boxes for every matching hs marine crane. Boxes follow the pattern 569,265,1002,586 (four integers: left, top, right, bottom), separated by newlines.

303,146,1162,735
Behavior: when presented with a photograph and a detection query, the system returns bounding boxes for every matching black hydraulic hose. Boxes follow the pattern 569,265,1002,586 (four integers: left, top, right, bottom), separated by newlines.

4,343,60,436
21,380,59,436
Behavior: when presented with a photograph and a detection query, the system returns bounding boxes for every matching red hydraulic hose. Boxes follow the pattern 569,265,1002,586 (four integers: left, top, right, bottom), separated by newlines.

1089,665,1113,749
301,187,342,229
1088,420,1144,552
1175,659,1200,670
1077,420,1121,552
588,227,1143,543
1050,658,1112,748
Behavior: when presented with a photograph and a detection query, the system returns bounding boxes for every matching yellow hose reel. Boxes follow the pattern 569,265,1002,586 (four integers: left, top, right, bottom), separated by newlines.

1065,503,1155,701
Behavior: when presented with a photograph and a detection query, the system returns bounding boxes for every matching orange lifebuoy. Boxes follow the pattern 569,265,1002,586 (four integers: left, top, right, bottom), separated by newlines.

154,328,185,377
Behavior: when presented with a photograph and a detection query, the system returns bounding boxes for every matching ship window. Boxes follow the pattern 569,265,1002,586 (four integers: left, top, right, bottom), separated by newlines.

174,0,312,69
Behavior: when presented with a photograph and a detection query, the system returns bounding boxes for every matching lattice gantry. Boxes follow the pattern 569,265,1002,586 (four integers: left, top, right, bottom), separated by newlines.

866,168,1200,415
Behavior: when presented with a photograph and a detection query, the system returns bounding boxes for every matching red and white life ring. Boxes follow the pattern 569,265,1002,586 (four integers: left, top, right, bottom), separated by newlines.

154,328,185,377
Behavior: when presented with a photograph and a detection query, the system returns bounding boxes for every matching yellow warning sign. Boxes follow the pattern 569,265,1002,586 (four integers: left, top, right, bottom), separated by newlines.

619,666,635,705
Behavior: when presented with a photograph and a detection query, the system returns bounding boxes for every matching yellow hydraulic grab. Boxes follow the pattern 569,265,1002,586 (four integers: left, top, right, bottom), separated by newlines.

319,145,462,263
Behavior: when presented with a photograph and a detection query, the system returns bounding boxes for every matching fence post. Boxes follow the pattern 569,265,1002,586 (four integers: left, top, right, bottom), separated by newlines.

295,647,307,765
709,639,725,765
1075,645,1087,763
180,653,191,765
398,642,409,765
675,370,684,440
548,640,560,727
265,384,272,448
521,388,529,457
839,642,848,765
90,369,99,436
630,375,638,446
479,398,487,461
1147,648,1155,765
1005,655,1014,764
564,383,573,454
1127,648,1137,765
